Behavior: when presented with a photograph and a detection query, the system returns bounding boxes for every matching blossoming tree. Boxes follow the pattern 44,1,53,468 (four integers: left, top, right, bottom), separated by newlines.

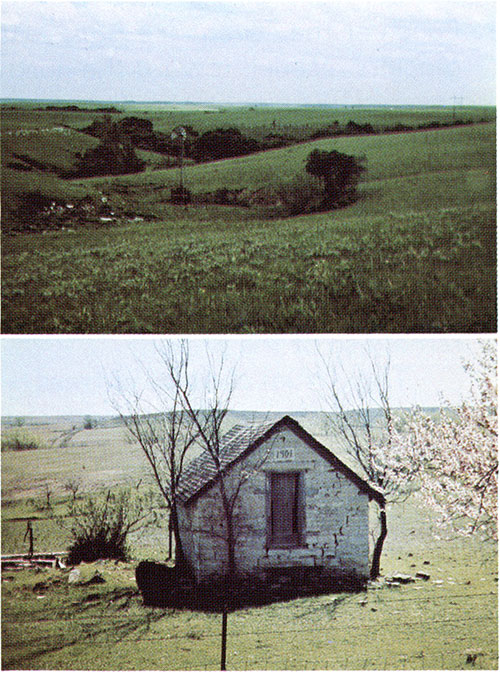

401,341,497,540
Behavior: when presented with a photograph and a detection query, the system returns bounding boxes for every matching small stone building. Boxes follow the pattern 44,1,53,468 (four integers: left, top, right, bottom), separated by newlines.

176,415,385,585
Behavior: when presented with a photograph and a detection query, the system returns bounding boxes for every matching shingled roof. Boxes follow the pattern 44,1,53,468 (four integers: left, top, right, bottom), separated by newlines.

176,415,385,506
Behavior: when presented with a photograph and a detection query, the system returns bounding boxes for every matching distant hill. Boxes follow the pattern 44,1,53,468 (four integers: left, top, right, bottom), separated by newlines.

2,407,442,431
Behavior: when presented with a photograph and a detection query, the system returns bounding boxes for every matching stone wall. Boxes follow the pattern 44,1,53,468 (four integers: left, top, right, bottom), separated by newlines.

177,428,371,583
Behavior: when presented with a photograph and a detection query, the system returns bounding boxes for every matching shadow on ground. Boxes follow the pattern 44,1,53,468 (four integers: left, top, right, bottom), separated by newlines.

135,560,365,612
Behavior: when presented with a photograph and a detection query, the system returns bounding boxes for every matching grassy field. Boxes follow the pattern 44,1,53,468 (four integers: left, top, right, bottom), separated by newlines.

2,203,495,333
1,104,496,333
2,439,497,671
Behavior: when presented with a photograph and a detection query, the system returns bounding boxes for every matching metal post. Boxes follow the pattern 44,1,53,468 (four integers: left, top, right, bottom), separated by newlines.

220,609,228,671
180,135,184,192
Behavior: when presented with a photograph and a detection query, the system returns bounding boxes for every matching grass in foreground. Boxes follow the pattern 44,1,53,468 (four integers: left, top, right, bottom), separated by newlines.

2,204,496,333
1,499,497,670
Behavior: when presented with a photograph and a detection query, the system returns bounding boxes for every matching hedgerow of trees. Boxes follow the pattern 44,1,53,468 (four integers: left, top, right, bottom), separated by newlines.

80,114,476,168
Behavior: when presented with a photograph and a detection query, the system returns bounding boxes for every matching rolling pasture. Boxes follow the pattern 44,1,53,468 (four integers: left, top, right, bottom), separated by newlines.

1,415,498,670
1,103,496,333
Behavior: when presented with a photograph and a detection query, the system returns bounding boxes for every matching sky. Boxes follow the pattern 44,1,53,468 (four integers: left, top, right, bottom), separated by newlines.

1,336,492,416
1,0,496,105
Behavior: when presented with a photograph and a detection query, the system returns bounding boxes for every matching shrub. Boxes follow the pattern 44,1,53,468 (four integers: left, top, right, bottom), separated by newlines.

64,489,152,565
1,430,43,451
276,174,325,216
83,416,94,430
193,127,260,161
170,185,192,204
305,149,366,208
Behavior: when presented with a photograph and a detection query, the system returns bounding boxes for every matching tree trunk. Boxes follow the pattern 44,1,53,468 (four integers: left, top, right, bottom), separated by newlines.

170,502,187,571
225,507,237,580
370,506,387,580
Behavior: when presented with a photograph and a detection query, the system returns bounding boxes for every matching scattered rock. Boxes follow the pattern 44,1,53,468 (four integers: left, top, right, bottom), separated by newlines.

416,571,430,581
68,568,81,584
385,580,401,588
83,571,105,585
389,574,415,584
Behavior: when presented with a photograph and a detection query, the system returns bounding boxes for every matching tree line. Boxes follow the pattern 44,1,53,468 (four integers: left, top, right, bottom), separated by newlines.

71,116,366,214
80,114,477,167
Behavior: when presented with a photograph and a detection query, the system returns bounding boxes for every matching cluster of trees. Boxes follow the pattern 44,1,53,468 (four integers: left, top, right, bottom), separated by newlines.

71,117,145,177
38,105,120,113
83,117,264,163
192,127,260,161
275,149,365,216
78,116,366,213
310,117,474,140
75,113,478,182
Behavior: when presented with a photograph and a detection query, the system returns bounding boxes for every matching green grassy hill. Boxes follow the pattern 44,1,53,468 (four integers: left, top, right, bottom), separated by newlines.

1,104,496,333
83,121,494,192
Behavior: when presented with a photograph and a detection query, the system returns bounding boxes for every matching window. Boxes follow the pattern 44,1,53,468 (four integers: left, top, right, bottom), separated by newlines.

268,472,304,547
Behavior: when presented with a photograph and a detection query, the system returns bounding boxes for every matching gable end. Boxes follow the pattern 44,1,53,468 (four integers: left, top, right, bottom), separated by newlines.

178,415,385,507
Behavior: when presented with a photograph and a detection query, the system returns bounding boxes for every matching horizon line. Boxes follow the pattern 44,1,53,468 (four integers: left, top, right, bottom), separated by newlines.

1,97,495,108
2,406,443,419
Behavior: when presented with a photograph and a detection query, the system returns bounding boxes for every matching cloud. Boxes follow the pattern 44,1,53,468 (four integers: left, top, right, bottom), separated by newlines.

1,0,495,103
